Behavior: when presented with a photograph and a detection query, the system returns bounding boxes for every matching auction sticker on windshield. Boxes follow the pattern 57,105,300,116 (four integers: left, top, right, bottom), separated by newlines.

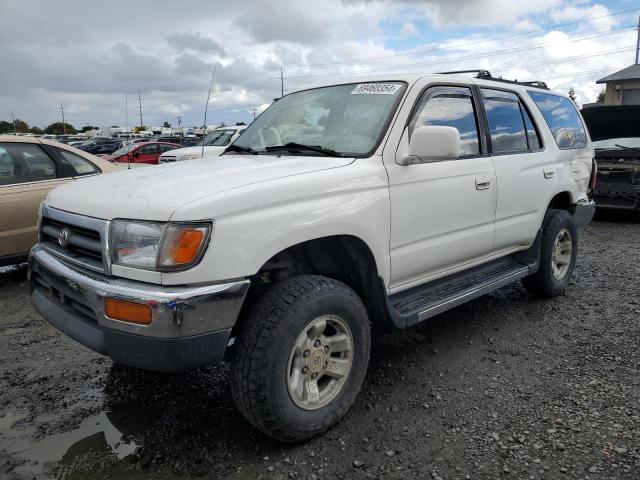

351,83,402,95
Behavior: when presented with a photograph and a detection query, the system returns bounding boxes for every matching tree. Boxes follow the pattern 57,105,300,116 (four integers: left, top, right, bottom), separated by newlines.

163,121,171,128
14,120,29,132
596,89,606,103
44,122,77,135
29,126,43,135
0,120,14,134
81,125,98,132
235,122,247,126
568,87,577,104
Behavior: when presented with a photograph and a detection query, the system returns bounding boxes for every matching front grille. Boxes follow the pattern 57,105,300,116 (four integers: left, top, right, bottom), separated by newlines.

40,207,108,273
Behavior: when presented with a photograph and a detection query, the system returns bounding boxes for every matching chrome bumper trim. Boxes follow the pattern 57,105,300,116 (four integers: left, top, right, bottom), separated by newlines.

28,245,250,339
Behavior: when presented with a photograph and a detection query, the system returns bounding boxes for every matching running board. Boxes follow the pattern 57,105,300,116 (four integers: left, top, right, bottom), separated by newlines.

386,257,533,329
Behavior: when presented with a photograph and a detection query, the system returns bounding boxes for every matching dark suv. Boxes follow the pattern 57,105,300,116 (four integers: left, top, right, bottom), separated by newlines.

76,138,123,155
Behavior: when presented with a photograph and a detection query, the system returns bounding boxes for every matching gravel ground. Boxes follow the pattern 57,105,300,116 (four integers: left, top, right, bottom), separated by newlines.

1,213,639,480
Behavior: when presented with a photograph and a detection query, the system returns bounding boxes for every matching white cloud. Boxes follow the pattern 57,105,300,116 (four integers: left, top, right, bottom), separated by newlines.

0,0,634,126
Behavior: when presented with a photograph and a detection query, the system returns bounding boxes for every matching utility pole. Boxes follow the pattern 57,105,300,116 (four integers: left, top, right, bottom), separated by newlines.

11,111,16,134
60,103,66,136
635,15,640,64
252,107,257,120
125,94,129,135
280,66,284,98
137,92,143,129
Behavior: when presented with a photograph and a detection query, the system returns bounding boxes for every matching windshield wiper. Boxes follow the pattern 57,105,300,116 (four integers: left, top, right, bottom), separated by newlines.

264,142,343,157
224,144,258,155
614,143,636,150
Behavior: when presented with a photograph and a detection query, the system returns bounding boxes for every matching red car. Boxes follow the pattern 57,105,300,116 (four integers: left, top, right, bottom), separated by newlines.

103,142,182,165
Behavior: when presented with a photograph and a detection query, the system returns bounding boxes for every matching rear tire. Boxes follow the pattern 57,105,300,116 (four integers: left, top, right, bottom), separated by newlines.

231,275,371,442
522,209,578,297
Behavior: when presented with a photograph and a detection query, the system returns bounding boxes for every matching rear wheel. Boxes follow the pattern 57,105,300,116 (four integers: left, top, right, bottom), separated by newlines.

522,209,578,297
231,275,371,442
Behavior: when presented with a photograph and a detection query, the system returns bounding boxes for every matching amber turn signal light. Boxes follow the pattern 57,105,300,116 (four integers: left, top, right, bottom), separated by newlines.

170,229,205,264
104,298,152,325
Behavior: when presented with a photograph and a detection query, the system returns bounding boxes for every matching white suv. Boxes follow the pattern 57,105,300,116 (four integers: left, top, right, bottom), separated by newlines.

29,71,595,442
158,125,246,163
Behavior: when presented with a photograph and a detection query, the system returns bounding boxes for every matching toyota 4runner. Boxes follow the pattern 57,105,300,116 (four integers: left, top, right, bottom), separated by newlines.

29,70,596,442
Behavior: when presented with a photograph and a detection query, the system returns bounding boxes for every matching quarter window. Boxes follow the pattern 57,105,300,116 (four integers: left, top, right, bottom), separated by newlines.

55,148,99,176
410,86,480,157
0,143,57,186
528,91,587,149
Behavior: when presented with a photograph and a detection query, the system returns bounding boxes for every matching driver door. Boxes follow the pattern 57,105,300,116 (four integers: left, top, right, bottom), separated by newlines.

385,85,497,291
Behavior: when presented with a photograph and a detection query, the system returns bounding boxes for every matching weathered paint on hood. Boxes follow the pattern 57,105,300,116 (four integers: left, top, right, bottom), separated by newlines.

45,155,354,221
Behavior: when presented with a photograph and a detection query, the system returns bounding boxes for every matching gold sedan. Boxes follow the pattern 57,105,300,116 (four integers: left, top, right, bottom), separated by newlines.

0,135,121,267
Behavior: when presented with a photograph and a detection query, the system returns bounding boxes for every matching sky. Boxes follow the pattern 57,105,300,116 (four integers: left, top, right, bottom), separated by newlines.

1,0,639,129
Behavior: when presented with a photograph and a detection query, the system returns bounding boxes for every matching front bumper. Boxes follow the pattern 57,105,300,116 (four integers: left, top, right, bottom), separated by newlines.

572,199,596,228
28,246,250,372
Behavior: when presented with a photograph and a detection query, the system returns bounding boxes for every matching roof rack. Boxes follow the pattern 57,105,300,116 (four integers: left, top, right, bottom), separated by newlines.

438,70,549,90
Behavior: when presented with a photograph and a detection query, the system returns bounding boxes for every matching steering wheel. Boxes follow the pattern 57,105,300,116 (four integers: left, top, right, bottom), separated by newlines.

257,127,282,148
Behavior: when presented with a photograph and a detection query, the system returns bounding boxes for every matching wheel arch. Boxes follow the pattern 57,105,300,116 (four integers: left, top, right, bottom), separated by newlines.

237,234,392,333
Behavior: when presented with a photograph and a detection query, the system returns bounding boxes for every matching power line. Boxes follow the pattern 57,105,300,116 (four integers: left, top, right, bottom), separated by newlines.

289,6,640,69
283,25,637,81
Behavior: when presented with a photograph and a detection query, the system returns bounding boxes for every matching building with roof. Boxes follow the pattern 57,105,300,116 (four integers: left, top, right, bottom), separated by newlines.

596,64,640,106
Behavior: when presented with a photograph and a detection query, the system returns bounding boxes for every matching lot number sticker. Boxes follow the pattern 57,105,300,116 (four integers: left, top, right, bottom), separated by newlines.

351,83,402,95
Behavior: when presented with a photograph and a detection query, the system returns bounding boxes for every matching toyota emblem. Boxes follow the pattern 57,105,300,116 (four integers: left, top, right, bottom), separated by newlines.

58,229,70,248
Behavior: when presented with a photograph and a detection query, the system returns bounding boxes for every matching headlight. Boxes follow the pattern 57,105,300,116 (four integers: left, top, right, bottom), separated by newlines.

110,220,211,271
179,154,201,161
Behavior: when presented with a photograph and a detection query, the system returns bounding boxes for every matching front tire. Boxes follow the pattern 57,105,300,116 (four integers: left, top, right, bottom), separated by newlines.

522,209,578,297
231,275,371,442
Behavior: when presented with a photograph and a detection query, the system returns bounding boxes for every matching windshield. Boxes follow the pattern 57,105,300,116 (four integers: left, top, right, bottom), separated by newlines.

111,145,134,156
200,130,234,146
231,82,406,156
592,137,640,150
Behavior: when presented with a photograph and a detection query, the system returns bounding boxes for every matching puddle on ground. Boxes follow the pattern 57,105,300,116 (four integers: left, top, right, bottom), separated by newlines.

1,404,141,478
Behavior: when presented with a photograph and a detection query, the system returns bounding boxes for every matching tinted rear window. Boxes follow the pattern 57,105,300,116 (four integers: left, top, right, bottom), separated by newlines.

528,91,587,149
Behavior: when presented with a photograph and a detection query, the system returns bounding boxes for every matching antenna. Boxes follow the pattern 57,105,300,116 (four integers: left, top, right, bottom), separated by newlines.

202,63,218,158
60,103,66,136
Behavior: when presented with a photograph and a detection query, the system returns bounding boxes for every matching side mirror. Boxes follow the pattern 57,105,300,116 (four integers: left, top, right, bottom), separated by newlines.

398,126,461,166
133,151,140,157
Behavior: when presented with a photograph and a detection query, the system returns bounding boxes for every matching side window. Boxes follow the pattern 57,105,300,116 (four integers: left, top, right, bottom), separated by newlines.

159,144,178,153
410,86,480,157
0,143,57,186
139,144,159,154
528,91,587,149
55,148,99,176
481,89,528,154
521,105,542,151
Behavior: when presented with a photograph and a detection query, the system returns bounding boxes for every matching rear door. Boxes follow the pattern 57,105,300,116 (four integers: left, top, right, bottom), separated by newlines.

135,143,160,164
0,142,73,259
478,88,548,251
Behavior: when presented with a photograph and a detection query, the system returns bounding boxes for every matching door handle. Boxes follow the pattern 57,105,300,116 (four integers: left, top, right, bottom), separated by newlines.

475,177,492,190
543,168,555,179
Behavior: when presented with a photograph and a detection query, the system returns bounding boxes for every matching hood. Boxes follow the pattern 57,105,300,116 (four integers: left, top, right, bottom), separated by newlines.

46,155,354,221
160,145,227,159
581,106,640,141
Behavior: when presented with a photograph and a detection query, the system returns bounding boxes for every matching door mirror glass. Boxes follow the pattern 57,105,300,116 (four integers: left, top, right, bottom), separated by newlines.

399,126,460,165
